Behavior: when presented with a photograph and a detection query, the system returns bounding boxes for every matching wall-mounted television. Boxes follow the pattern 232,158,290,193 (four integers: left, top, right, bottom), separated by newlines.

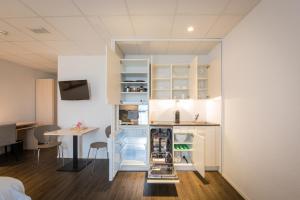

58,80,90,100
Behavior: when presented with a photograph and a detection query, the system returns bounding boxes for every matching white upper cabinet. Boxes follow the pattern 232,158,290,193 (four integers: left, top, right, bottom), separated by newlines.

207,43,222,98
106,46,121,105
189,56,198,99
112,40,222,100
207,56,221,98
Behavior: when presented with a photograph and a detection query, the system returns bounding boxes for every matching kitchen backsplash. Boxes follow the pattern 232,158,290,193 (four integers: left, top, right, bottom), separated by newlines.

149,98,221,124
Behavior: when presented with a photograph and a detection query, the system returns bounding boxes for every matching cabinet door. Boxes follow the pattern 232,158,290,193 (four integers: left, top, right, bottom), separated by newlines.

197,127,217,167
106,46,121,104
208,57,221,98
189,56,198,99
192,134,205,178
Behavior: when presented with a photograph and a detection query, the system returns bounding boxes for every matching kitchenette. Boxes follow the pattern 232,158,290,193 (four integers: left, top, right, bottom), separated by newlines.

106,40,222,183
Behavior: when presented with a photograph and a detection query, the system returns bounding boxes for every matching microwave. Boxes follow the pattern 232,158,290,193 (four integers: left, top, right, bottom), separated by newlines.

119,104,148,125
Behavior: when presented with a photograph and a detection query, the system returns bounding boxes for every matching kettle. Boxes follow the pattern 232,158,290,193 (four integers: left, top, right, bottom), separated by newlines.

175,110,180,123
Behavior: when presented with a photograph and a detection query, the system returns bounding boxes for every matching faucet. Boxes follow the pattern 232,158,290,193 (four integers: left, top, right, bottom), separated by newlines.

194,113,199,121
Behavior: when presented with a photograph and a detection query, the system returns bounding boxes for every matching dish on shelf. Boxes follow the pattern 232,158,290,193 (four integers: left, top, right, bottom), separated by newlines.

175,134,187,142
174,144,190,150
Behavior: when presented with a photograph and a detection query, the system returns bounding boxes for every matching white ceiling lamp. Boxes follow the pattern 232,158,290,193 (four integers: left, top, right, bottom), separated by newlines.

187,26,194,32
0,30,8,36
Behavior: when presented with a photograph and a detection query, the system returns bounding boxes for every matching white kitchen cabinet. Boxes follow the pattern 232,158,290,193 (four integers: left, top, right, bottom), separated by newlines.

197,126,221,170
106,46,121,105
106,46,150,105
151,57,199,100
173,126,205,177
173,126,220,171
207,60,221,98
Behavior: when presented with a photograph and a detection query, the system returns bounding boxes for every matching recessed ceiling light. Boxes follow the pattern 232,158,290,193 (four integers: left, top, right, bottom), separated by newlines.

187,26,194,32
0,30,8,36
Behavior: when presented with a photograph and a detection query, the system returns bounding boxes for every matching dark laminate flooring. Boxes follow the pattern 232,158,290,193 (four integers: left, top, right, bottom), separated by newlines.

0,148,244,200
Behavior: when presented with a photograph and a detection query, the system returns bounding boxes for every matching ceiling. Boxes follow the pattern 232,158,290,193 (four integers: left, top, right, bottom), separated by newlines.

0,0,260,73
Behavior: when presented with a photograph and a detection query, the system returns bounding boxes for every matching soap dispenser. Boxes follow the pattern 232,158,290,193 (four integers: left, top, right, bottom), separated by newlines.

175,110,180,124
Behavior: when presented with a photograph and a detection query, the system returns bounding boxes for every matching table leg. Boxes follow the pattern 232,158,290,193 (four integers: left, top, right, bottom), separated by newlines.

73,135,78,168
57,135,91,172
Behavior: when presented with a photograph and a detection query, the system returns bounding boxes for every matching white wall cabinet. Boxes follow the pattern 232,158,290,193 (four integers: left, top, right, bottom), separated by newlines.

106,47,150,105
106,47,121,105
150,56,220,100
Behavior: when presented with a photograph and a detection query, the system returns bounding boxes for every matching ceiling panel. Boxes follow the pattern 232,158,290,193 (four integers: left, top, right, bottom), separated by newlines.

21,0,81,16
126,0,177,15
45,17,103,41
74,40,107,54
73,0,127,16
5,18,67,41
0,41,33,55
224,0,260,15
100,16,134,37
206,15,242,38
43,41,83,55
132,16,173,38
172,15,218,38
0,0,36,18
177,0,229,15
0,21,34,41
87,17,111,40
11,41,58,61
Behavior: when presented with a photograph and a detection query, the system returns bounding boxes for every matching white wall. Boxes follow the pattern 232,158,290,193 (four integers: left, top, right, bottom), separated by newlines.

222,0,300,199
58,56,112,158
0,60,55,123
0,60,55,153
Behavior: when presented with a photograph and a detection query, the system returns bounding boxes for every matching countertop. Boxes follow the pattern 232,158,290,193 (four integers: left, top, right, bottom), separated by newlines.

149,121,220,126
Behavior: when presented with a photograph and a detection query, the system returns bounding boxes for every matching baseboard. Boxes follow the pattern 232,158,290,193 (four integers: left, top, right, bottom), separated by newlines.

221,173,250,200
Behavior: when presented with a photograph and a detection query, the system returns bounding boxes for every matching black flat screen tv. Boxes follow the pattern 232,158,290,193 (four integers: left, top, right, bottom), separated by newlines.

59,80,90,100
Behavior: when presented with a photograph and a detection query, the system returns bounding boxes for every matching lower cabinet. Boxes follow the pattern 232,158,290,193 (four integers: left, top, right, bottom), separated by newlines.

173,126,221,172
111,125,220,181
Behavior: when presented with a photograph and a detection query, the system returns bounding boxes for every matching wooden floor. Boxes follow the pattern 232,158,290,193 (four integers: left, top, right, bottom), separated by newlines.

0,148,244,200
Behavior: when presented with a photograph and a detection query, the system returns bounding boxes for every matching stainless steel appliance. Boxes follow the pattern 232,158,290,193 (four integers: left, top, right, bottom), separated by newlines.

147,127,179,184
119,104,148,125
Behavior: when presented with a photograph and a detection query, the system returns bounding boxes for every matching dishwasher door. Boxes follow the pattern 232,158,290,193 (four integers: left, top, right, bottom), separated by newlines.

147,127,179,184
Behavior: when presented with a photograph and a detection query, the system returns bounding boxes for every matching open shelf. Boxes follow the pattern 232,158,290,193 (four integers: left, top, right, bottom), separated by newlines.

121,92,148,94
121,81,148,84
120,58,149,103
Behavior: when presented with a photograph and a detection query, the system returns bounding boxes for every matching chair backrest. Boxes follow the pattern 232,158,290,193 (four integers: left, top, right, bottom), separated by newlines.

34,125,60,144
105,125,111,138
0,123,16,147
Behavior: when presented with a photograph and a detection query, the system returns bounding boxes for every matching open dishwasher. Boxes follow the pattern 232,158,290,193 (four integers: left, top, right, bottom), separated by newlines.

147,127,179,184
